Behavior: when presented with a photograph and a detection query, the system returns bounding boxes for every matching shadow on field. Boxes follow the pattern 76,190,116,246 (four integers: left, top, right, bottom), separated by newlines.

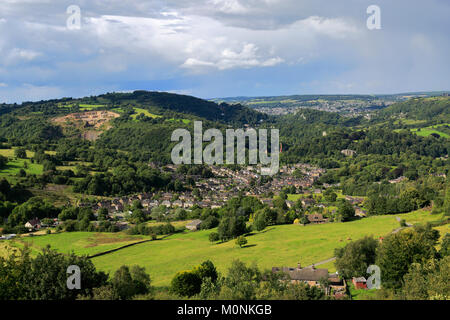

245,227,275,238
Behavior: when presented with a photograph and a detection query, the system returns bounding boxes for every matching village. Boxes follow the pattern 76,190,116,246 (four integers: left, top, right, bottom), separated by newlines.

77,163,328,217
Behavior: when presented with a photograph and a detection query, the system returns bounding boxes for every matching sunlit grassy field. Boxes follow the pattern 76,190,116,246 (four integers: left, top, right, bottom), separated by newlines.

79,104,106,111
89,209,444,286
131,107,161,119
3,209,445,286
0,159,43,176
19,232,148,257
411,124,450,138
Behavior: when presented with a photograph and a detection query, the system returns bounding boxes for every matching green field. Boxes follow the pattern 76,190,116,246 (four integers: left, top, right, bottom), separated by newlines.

0,148,43,182
0,148,35,158
287,194,304,201
110,107,162,120
393,119,427,125
4,209,445,287
19,232,148,257
79,104,106,111
90,209,443,286
411,124,450,138
131,108,161,120
0,159,43,178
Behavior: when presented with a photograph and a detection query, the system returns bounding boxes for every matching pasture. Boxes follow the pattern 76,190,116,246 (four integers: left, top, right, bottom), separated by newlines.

131,107,161,120
3,209,445,287
89,209,444,286
19,232,148,257
411,124,450,138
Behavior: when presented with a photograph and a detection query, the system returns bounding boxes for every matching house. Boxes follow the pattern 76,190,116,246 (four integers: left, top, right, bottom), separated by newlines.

25,218,42,231
141,199,151,208
186,220,202,231
172,200,183,208
341,149,357,157
184,201,194,208
307,214,327,224
272,263,329,288
345,196,365,205
286,200,294,209
389,176,407,184
352,277,367,289
161,200,171,207
301,198,316,207
355,207,367,217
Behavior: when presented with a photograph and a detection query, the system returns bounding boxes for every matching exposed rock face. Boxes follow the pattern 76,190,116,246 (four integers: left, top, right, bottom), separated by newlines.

52,110,120,140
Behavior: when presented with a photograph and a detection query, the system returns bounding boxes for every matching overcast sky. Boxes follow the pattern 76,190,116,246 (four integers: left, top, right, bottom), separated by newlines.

0,0,449,103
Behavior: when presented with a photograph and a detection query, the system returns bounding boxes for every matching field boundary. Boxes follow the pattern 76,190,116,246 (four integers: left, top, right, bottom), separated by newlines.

87,239,153,258
87,233,175,259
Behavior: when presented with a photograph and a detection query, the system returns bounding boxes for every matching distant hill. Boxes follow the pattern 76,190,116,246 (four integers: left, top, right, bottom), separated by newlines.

377,96,450,122
1,90,268,126
91,91,269,125
0,91,270,154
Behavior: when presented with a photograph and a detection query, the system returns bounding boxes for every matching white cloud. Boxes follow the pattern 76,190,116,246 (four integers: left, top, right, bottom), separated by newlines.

182,42,283,71
208,0,249,14
83,11,358,74
2,48,41,66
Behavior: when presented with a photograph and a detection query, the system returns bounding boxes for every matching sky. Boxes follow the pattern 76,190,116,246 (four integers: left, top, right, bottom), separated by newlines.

0,0,449,103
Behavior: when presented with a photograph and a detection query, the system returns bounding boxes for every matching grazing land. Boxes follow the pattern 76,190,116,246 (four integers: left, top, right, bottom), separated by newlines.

18,232,148,257
87,209,442,286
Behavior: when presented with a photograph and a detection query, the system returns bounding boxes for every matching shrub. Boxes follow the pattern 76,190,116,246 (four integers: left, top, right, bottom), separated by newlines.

209,232,219,243
170,271,202,297
235,236,248,248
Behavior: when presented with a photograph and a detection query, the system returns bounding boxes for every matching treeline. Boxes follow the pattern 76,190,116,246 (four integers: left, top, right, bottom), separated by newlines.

72,168,179,196
169,259,328,300
0,114,62,145
334,225,450,299
0,246,329,300
0,246,153,300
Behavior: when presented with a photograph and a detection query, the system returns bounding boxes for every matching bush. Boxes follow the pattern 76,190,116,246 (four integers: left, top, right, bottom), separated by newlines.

253,212,267,231
200,215,219,230
193,260,218,283
14,148,27,159
209,232,219,243
111,265,152,300
334,236,378,279
170,271,202,297
235,236,248,248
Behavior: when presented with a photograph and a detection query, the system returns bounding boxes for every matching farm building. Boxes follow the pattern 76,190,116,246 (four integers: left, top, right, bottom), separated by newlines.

25,218,42,231
272,263,328,287
352,277,368,289
272,262,346,297
186,220,202,231
307,214,327,224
